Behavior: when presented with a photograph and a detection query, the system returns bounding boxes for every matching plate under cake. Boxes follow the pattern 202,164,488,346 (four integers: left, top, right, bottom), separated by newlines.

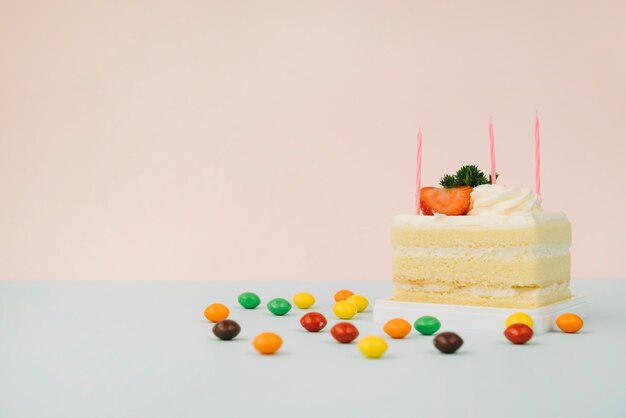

391,212,571,309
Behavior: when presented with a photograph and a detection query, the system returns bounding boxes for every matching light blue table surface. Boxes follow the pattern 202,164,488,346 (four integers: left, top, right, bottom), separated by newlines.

1,279,625,418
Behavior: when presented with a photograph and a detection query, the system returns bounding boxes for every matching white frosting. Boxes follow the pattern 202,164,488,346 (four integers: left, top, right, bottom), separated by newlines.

468,184,542,216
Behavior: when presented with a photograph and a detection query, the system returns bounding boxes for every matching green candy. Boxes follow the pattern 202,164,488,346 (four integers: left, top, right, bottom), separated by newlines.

267,298,292,316
414,316,441,335
238,292,261,309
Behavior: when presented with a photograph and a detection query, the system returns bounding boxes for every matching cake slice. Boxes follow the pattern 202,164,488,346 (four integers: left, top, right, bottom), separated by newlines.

391,210,571,308
391,163,573,310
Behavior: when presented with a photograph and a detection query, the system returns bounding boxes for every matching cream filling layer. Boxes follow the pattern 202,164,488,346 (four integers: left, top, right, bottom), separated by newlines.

393,244,570,259
394,211,568,228
394,282,569,298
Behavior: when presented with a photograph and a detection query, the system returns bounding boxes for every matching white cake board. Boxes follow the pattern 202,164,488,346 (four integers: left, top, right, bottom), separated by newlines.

373,295,588,335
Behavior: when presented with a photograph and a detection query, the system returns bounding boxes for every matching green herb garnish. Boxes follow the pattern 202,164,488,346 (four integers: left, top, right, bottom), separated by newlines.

439,174,457,188
439,165,497,188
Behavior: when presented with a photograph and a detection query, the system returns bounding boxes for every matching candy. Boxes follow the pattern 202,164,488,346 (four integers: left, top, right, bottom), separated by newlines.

330,322,359,343
300,312,327,332
204,303,230,323
332,301,357,319
238,292,261,309
357,336,388,358
433,332,463,353
292,292,315,309
505,312,533,329
504,323,533,344
212,319,241,340
346,295,369,312
334,289,354,302
253,332,283,354
383,318,412,339
267,298,292,316
556,313,584,333
414,316,441,335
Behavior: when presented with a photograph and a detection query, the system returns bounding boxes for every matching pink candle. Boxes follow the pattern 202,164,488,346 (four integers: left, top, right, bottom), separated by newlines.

489,118,496,184
535,115,541,195
416,128,422,215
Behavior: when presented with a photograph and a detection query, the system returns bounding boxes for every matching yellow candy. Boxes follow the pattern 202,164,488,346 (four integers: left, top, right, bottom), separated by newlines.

347,295,369,312
505,312,533,329
357,336,388,358
292,292,315,309
333,301,357,319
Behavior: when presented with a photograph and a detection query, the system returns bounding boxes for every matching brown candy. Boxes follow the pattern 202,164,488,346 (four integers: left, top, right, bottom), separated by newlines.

212,319,241,340
433,332,463,354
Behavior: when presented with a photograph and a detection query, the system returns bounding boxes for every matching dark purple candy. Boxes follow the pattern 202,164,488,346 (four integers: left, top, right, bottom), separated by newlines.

212,319,241,340
433,332,463,354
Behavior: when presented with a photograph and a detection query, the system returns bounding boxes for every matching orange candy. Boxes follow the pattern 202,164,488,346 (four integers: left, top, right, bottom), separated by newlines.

556,313,584,333
334,289,354,302
253,332,283,354
383,318,412,339
204,303,230,323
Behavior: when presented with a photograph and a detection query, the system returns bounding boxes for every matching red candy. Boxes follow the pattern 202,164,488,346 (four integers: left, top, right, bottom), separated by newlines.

300,312,328,332
330,322,359,343
504,323,534,344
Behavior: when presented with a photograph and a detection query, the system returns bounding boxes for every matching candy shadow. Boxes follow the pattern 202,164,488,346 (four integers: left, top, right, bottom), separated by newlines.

206,336,250,343
347,353,399,361
320,340,356,346
495,340,540,346
244,350,293,357
231,306,266,311
426,350,472,356
294,329,329,334
385,336,418,342
262,312,293,318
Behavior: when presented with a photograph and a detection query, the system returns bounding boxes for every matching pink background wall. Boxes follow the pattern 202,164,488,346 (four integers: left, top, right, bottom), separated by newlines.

1,1,625,280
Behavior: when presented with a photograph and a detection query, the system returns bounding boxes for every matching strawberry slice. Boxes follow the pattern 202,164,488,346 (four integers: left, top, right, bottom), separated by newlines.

420,186,472,216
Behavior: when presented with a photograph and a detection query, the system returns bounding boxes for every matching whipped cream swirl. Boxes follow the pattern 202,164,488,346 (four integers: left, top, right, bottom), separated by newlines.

468,184,542,216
